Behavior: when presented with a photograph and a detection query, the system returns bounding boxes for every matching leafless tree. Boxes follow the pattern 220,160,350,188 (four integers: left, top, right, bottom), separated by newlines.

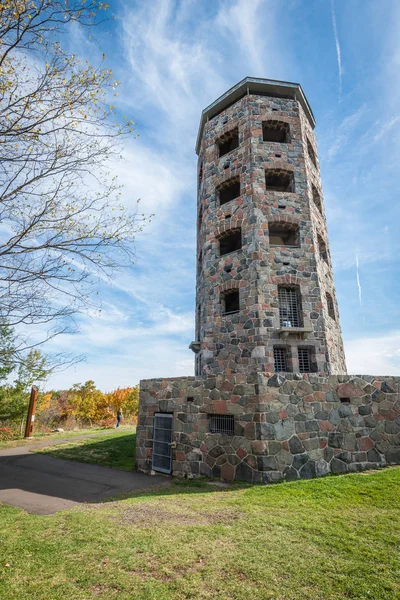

0,1,146,361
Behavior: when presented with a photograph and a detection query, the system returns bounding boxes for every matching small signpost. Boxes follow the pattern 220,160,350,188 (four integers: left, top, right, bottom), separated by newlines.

24,385,39,438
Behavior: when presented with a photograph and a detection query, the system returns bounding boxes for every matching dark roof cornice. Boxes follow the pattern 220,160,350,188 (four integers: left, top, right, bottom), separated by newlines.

196,76,315,155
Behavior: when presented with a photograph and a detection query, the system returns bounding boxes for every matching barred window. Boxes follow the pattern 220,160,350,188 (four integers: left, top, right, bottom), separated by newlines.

209,414,234,435
278,286,302,327
274,347,288,372
298,348,311,373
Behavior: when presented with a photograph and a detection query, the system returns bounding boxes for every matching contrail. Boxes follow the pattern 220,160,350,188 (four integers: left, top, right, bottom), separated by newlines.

331,0,342,102
356,254,362,307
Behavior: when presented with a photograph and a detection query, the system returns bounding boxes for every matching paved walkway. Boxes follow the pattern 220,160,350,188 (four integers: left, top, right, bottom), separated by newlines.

0,433,166,515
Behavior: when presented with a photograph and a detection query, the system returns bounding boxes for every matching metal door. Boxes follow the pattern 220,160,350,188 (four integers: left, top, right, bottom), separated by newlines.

152,413,173,474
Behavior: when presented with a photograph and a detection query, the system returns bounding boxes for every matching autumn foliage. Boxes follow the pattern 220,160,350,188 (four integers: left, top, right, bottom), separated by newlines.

36,381,139,430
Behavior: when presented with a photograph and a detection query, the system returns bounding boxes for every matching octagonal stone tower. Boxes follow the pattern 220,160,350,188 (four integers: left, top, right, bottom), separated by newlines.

190,77,346,376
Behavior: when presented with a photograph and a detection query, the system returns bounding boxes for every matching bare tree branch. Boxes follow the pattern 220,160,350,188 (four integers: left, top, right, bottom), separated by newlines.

0,0,147,362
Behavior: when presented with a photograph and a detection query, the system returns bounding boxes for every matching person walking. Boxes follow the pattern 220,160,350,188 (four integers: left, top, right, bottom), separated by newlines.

116,408,123,428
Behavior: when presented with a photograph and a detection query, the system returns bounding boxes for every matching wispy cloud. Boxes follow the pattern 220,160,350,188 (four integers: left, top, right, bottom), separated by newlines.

355,254,363,308
326,105,366,160
120,0,227,145
370,115,400,144
216,0,267,76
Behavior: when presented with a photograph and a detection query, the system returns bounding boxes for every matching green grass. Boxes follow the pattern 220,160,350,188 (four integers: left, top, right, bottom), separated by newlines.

1,467,399,599
34,430,137,470
0,425,135,449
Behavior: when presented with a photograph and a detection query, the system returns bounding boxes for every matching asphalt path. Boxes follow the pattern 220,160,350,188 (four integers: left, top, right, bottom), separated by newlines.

0,432,166,515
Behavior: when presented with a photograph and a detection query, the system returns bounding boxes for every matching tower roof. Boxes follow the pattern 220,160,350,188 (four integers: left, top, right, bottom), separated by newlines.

196,76,315,154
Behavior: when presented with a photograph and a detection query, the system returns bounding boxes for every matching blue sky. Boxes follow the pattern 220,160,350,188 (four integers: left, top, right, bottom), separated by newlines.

48,0,400,390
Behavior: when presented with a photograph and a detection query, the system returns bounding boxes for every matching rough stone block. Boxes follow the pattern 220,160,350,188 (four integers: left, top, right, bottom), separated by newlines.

288,435,305,454
257,455,277,471
236,461,254,482
386,447,400,465
330,458,348,474
274,420,295,441
300,460,317,479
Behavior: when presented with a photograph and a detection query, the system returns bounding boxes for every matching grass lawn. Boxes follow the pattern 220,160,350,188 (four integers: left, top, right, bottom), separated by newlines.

0,467,399,600
34,430,137,471
0,426,135,450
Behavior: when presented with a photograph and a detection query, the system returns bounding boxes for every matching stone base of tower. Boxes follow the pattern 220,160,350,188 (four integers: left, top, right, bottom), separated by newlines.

136,374,400,483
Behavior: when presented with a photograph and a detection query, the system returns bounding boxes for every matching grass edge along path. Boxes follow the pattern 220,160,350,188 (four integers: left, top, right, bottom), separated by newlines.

0,425,136,450
0,466,399,600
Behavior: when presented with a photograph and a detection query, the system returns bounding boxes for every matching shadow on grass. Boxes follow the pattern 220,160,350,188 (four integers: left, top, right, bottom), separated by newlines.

97,478,252,504
39,433,137,471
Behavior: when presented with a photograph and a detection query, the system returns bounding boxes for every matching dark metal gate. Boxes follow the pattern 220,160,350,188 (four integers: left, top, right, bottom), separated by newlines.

152,413,173,474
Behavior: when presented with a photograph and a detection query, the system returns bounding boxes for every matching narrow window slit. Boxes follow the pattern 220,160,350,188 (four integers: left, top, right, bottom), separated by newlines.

218,177,240,206
263,120,290,143
217,128,239,158
307,138,317,168
222,289,239,315
269,222,300,247
265,169,294,193
326,293,336,320
219,229,242,256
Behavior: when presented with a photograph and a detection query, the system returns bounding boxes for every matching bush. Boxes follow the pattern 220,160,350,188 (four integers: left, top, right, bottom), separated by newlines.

0,426,15,440
97,416,116,429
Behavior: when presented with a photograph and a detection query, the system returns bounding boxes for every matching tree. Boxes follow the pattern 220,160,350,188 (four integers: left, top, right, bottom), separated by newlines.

36,389,70,429
0,1,146,360
0,348,49,431
14,349,49,393
106,385,139,421
0,321,16,382
68,380,108,424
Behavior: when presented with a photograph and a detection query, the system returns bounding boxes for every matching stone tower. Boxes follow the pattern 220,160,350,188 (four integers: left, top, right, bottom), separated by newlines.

190,77,346,376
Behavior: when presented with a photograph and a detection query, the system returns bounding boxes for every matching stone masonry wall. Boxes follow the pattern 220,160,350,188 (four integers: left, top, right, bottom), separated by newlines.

136,374,400,483
299,107,347,372
195,91,347,377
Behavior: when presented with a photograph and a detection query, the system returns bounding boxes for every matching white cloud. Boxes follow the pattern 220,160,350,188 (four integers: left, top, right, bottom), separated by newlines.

47,339,194,391
345,330,400,376
109,138,192,225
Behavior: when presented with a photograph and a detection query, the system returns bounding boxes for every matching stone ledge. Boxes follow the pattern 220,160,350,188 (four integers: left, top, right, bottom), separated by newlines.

277,326,313,339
